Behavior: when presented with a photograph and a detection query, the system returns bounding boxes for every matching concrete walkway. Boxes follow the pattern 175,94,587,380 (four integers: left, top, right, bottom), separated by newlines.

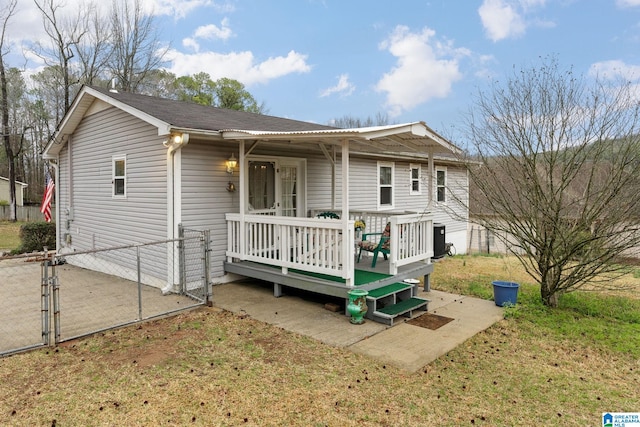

212,280,504,373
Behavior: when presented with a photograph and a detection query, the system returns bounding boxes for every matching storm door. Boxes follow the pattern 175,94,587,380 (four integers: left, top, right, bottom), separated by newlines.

246,158,305,217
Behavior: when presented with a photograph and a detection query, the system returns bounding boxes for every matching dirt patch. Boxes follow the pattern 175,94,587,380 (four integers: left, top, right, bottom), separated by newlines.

406,313,454,330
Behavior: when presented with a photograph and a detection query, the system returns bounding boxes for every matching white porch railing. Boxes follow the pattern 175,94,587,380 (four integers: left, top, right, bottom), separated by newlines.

227,211,433,280
310,209,434,275
226,213,355,284
388,213,434,274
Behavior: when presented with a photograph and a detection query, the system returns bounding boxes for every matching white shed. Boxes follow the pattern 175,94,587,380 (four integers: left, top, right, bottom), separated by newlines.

0,177,28,206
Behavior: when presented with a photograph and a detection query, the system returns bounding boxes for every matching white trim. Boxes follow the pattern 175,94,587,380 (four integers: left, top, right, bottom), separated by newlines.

112,154,127,198
410,163,421,195
377,161,394,210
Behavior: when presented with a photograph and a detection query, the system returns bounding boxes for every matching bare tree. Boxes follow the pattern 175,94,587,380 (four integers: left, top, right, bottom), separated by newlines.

33,0,89,115
0,0,17,220
75,2,112,86
330,112,391,128
109,0,168,92
463,57,640,307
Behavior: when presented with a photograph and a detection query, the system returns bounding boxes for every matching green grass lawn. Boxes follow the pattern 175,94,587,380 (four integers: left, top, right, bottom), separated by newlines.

0,220,23,251
0,254,638,426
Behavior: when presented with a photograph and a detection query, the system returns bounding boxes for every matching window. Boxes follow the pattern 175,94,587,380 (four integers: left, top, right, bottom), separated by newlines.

378,162,394,208
112,155,126,197
410,164,421,195
436,167,446,203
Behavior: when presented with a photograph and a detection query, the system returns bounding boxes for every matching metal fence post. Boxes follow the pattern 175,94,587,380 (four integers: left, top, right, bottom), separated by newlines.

178,224,186,294
41,260,50,346
203,229,212,306
137,245,142,320
51,262,60,345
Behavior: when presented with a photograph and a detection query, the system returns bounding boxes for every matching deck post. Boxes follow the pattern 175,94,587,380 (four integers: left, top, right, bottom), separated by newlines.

239,140,246,258
341,139,354,288
274,283,283,297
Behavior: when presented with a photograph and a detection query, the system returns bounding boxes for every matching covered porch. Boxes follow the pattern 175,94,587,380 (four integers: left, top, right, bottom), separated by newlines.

224,209,435,295
220,122,459,324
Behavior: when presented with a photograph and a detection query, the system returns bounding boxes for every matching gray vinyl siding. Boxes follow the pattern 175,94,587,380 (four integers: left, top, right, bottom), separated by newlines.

179,142,469,280
61,107,168,265
180,140,239,279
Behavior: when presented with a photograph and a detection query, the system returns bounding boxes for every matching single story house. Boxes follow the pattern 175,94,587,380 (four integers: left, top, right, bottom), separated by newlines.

0,176,28,206
42,85,469,325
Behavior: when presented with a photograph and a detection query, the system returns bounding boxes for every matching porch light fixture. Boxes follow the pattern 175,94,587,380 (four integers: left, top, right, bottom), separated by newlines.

162,133,185,147
226,153,237,174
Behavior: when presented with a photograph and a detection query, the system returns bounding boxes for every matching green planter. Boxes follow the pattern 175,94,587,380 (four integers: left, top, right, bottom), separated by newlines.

347,289,369,324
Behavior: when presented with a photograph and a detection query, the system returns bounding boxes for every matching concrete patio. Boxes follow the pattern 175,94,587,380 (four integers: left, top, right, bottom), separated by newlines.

211,279,505,372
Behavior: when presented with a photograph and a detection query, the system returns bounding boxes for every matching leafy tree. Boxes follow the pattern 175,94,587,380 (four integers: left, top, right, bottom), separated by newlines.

463,57,640,307
175,72,216,105
173,73,266,113
214,77,264,113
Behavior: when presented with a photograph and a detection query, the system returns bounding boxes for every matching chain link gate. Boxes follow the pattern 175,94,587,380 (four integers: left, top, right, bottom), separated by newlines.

178,225,212,305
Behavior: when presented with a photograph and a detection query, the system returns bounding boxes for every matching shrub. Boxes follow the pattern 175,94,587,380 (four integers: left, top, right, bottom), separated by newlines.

14,222,56,254
0,200,8,206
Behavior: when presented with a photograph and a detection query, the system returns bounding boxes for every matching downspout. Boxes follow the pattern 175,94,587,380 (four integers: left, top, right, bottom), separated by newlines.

163,133,189,295
428,147,434,210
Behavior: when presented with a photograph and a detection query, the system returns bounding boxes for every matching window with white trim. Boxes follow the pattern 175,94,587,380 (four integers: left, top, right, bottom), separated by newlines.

436,167,446,203
113,155,127,197
378,162,394,208
410,164,421,195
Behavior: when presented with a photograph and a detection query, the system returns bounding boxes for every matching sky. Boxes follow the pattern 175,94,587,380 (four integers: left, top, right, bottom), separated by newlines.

9,0,640,143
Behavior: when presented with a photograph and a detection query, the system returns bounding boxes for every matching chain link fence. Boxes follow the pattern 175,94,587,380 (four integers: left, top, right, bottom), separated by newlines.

1,228,211,356
0,254,49,355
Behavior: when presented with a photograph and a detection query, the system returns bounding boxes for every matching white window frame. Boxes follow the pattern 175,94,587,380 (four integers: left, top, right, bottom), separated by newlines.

410,163,421,195
377,161,394,209
436,166,447,204
112,154,127,198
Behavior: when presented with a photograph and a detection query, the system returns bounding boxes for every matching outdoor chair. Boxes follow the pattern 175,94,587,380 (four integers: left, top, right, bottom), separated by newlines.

357,222,390,268
316,211,339,219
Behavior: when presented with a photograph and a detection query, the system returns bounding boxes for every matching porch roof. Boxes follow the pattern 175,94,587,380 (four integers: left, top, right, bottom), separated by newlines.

43,85,461,158
220,122,461,156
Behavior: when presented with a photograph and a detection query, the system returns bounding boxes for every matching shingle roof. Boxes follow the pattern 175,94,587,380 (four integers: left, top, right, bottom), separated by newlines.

90,86,337,133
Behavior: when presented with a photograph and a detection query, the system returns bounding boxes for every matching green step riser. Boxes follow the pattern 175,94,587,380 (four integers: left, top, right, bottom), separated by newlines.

366,283,412,299
377,298,428,316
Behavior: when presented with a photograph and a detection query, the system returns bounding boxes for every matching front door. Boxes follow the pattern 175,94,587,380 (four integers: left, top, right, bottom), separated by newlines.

247,157,305,217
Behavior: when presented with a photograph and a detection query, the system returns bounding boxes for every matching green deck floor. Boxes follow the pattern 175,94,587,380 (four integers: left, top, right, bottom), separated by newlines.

264,264,391,286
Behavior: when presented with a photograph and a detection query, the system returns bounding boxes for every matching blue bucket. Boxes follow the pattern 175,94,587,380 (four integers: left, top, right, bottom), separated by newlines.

492,281,519,307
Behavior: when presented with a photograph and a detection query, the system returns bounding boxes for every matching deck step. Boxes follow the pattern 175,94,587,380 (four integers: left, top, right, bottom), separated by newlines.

370,297,429,326
366,282,412,299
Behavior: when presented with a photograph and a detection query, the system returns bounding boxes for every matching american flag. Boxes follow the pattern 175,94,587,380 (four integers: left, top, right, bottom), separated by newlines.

40,169,55,223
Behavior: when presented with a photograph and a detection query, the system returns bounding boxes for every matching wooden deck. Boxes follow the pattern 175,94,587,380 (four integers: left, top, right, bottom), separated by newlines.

224,254,434,300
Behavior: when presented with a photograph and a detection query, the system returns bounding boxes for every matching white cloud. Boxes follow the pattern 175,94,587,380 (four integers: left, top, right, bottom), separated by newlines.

478,0,526,42
589,60,640,81
182,18,233,51
142,0,235,19
375,25,465,117
194,18,233,40
182,38,200,51
319,74,355,98
166,49,311,85
616,0,640,7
